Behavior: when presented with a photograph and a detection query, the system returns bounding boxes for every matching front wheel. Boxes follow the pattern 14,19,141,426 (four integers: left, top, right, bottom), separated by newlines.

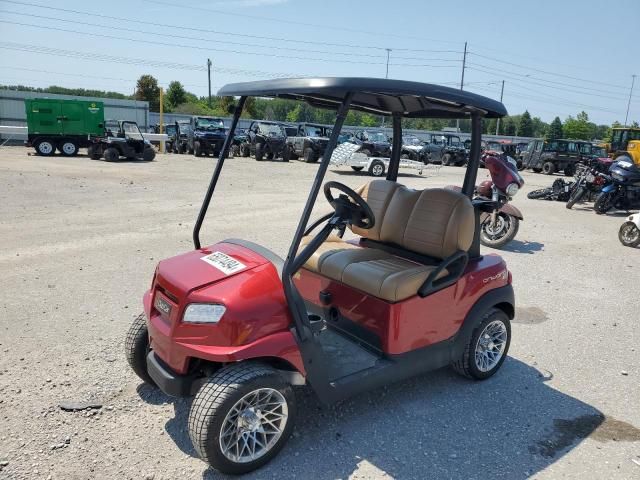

303,147,317,163
619,221,640,247
452,308,511,380
479,213,519,248
142,147,156,161
441,153,452,166
368,159,385,177
124,314,156,386
542,161,556,175
565,185,585,209
188,363,296,475
59,140,78,157
35,139,55,156
103,147,120,162
594,191,616,214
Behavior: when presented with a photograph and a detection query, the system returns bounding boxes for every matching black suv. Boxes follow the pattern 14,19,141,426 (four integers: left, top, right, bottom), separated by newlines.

285,123,331,163
247,121,287,161
521,139,593,176
187,116,227,157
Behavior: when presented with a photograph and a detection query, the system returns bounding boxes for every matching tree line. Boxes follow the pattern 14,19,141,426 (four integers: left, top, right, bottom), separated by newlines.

4,74,635,142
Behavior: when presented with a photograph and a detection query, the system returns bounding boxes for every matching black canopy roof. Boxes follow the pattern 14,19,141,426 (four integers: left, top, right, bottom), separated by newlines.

217,77,507,119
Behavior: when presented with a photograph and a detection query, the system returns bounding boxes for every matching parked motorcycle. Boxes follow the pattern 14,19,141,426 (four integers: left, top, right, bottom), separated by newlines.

619,212,640,248
477,155,525,248
565,163,610,209
594,160,640,214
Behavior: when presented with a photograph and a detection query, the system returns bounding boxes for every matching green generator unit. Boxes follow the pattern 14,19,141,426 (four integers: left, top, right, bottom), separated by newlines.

25,98,105,156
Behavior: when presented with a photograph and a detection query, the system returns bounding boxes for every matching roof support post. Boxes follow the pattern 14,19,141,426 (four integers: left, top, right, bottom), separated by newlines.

387,113,402,181
462,112,482,198
192,96,246,249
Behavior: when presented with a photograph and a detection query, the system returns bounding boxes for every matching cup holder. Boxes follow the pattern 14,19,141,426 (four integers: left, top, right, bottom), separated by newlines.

308,314,326,334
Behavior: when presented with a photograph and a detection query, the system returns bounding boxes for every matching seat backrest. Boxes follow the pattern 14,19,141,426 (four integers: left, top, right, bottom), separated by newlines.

353,180,474,260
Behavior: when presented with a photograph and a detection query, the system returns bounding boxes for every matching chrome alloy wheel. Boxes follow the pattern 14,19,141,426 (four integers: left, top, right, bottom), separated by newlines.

474,320,508,372
219,388,288,464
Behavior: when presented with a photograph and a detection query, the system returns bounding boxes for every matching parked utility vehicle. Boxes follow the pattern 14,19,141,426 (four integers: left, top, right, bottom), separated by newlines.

88,120,155,161
186,116,227,157
521,138,592,176
124,77,515,475
285,123,331,162
246,121,288,161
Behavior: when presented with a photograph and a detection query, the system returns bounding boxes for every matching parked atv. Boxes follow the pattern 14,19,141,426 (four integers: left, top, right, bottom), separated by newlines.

352,131,392,157
400,135,428,162
285,123,331,163
187,116,227,157
231,128,249,157
246,121,288,161
88,120,155,161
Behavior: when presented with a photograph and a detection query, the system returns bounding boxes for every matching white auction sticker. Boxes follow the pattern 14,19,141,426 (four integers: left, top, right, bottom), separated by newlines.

201,251,246,275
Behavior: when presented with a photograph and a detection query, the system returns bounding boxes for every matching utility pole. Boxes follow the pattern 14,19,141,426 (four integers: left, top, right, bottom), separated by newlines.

456,41,467,133
385,48,391,79
625,74,636,126
496,80,505,135
207,58,212,107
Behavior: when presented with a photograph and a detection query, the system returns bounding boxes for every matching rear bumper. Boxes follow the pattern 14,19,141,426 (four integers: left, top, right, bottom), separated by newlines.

146,351,200,397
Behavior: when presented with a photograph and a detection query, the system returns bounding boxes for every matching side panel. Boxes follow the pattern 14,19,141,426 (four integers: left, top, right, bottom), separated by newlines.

25,99,62,135
60,101,86,135
295,254,510,355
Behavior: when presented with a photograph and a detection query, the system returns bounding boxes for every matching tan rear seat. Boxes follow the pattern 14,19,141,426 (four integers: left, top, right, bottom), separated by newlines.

301,180,474,302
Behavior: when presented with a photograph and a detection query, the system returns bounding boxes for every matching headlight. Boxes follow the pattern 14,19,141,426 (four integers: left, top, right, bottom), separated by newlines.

183,303,226,324
505,183,519,197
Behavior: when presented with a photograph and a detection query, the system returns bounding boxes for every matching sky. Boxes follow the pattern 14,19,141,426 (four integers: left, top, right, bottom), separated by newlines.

0,0,637,125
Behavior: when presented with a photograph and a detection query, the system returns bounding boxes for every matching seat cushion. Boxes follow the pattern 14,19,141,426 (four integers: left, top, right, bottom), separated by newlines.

341,256,447,302
300,235,360,273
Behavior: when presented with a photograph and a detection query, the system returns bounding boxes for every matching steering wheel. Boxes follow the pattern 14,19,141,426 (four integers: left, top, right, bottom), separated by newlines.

323,181,375,229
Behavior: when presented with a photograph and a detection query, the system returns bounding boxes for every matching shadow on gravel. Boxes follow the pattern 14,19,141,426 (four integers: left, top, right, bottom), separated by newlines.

138,359,609,480
500,240,544,254
329,169,425,179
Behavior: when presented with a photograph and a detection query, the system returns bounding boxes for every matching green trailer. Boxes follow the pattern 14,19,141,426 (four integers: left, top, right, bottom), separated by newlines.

24,98,105,156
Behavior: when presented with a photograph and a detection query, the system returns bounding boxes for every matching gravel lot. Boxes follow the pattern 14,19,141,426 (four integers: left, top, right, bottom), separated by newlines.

0,146,638,480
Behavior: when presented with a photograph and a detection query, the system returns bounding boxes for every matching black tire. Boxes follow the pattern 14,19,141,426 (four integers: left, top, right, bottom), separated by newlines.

230,144,240,158
103,147,120,162
188,363,296,475
565,186,585,209
594,191,616,214
303,147,317,163
266,152,274,160
619,221,640,247
35,138,55,156
400,153,410,160
441,153,452,166
516,160,525,171
87,144,101,160
542,161,556,175
451,308,511,380
124,313,156,386
142,147,156,162
479,214,519,249
564,164,575,177
282,145,291,162
527,188,553,200
58,139,78,157
351,166,364,172
254,143,264,161
368,159,385,177
194,141,203,157
240,144,250,157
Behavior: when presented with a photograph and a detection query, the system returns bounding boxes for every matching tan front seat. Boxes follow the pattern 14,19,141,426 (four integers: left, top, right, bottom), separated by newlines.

301,181,474,302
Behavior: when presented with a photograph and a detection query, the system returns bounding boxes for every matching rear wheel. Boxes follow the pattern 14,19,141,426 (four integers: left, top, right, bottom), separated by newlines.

240,144,250,157
254,143,264,161
59,140,78,157
142,147,156,161
188,363,296,475
230,144,240,158
452,308,511,380
542,161,556,175
124,314,156,386
282,145,291,162
103,147,120,162
619,221,640,247
87,144,101,160
368,159,385,177
303,147,317,163
35,139,55,156
400,153,410,160
527,188,553,200
441,153,452,166
194,141,203,157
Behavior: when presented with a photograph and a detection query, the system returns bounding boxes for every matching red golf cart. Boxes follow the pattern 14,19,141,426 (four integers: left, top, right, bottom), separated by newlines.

125,78,516,474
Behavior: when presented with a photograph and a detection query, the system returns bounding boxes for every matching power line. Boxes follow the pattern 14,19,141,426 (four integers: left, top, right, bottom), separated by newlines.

0,0,463,54
468,51,629,91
